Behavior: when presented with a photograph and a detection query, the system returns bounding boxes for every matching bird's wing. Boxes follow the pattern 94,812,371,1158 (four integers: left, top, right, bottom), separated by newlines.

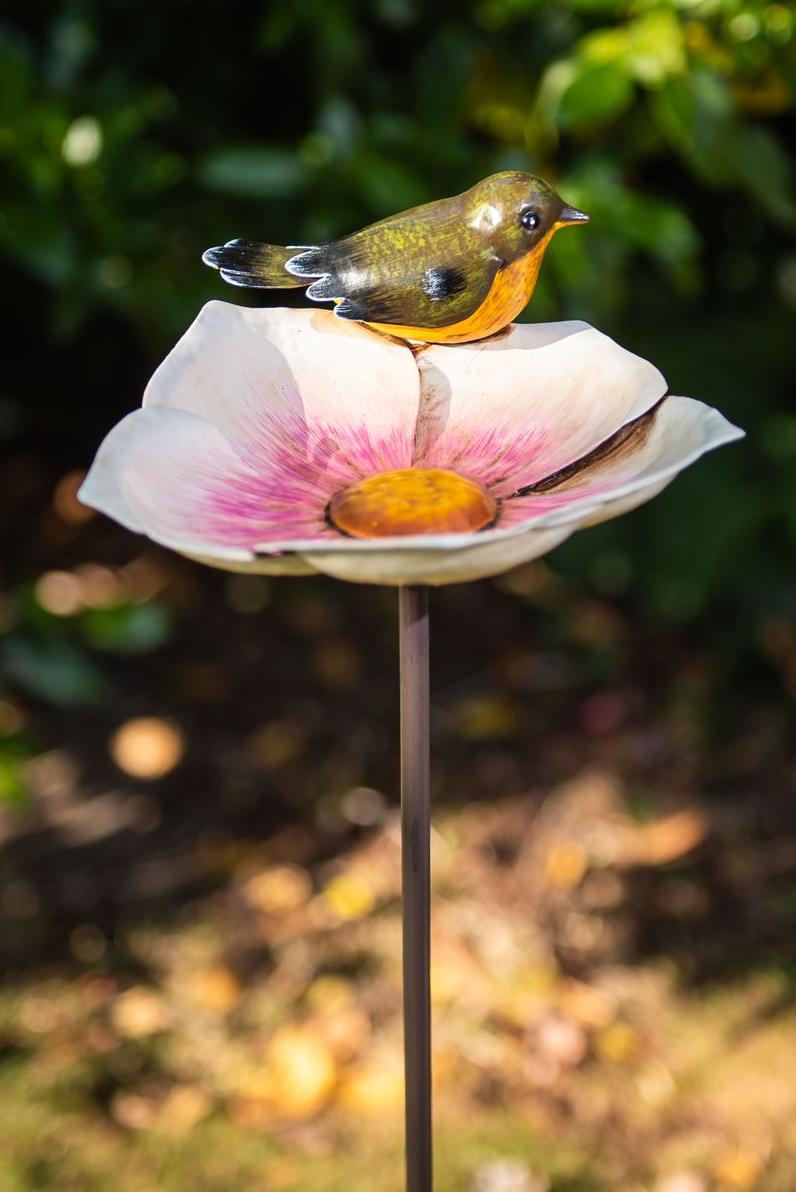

287,220,502,330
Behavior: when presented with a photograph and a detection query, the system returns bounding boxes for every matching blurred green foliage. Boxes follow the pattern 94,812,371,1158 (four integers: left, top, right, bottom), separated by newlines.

1,584,170,706
0,0,794,631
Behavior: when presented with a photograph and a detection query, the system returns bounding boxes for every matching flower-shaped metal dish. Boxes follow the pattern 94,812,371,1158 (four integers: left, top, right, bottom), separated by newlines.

80,304,743,585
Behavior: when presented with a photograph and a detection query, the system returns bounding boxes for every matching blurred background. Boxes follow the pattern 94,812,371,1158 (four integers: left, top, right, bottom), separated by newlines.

1,1,795,1189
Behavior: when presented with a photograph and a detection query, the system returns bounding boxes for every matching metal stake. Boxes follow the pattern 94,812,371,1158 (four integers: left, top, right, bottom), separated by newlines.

399,584,432,1192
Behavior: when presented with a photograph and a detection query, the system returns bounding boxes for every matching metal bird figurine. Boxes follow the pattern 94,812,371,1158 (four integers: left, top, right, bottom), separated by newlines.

202,171,589,344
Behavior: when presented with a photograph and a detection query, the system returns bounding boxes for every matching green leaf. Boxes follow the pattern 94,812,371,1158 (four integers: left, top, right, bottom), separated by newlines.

79,603,171,653
578,7,683,73
349,153,428,214
2,637,109,705
651,73,796,224
0,30,33,114
0,756,26,803
557,61,635,129
624,196,699,266
0,204,73,285
199,146,307,198
730,124,796,225
0,743,30,805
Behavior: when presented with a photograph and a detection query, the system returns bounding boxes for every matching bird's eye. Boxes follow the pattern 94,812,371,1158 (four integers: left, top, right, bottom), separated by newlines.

521,209,540,231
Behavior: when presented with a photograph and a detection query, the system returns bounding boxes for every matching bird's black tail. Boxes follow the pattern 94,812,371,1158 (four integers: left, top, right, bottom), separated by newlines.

202,239,308,289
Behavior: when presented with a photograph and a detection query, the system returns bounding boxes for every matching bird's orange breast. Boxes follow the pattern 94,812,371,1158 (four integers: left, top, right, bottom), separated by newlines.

365,226,557,345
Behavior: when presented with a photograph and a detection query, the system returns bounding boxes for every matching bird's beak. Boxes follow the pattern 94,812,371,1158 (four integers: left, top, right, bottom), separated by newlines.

558,206,590,224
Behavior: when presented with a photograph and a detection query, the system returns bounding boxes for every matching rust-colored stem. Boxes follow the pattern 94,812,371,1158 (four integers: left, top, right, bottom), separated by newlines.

399,585,432,1192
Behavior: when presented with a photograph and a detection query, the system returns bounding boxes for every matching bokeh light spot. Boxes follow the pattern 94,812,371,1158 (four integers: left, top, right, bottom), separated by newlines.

241,865,312,915
74,563,122,608
62,115,102,166
341,786,386,827
34,570,83,616
109,717,185,779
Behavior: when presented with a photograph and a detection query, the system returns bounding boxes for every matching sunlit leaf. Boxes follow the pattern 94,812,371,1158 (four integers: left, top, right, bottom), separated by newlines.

586,10,686,86
0,747,28,804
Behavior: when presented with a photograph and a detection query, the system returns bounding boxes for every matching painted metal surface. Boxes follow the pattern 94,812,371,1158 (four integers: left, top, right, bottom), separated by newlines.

203,172,588,344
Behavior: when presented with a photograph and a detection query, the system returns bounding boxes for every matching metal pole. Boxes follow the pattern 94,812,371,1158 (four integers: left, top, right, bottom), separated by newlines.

399,584,432,1192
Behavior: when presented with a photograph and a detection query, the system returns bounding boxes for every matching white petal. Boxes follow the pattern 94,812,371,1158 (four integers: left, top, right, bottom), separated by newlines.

79,406,327,570
182,551,315,576
144,302,420,475
501,397,744,530
299,524,575,586
413,321,667,494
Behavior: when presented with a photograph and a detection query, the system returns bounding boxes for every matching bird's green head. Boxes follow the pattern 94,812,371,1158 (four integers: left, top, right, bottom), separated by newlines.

464,171,589,263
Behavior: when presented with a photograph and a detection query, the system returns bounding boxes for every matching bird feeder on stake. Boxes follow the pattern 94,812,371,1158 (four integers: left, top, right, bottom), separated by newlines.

80,177,743,1192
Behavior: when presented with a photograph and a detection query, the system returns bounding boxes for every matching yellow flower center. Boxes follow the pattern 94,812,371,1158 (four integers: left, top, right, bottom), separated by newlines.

329,468,497,539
